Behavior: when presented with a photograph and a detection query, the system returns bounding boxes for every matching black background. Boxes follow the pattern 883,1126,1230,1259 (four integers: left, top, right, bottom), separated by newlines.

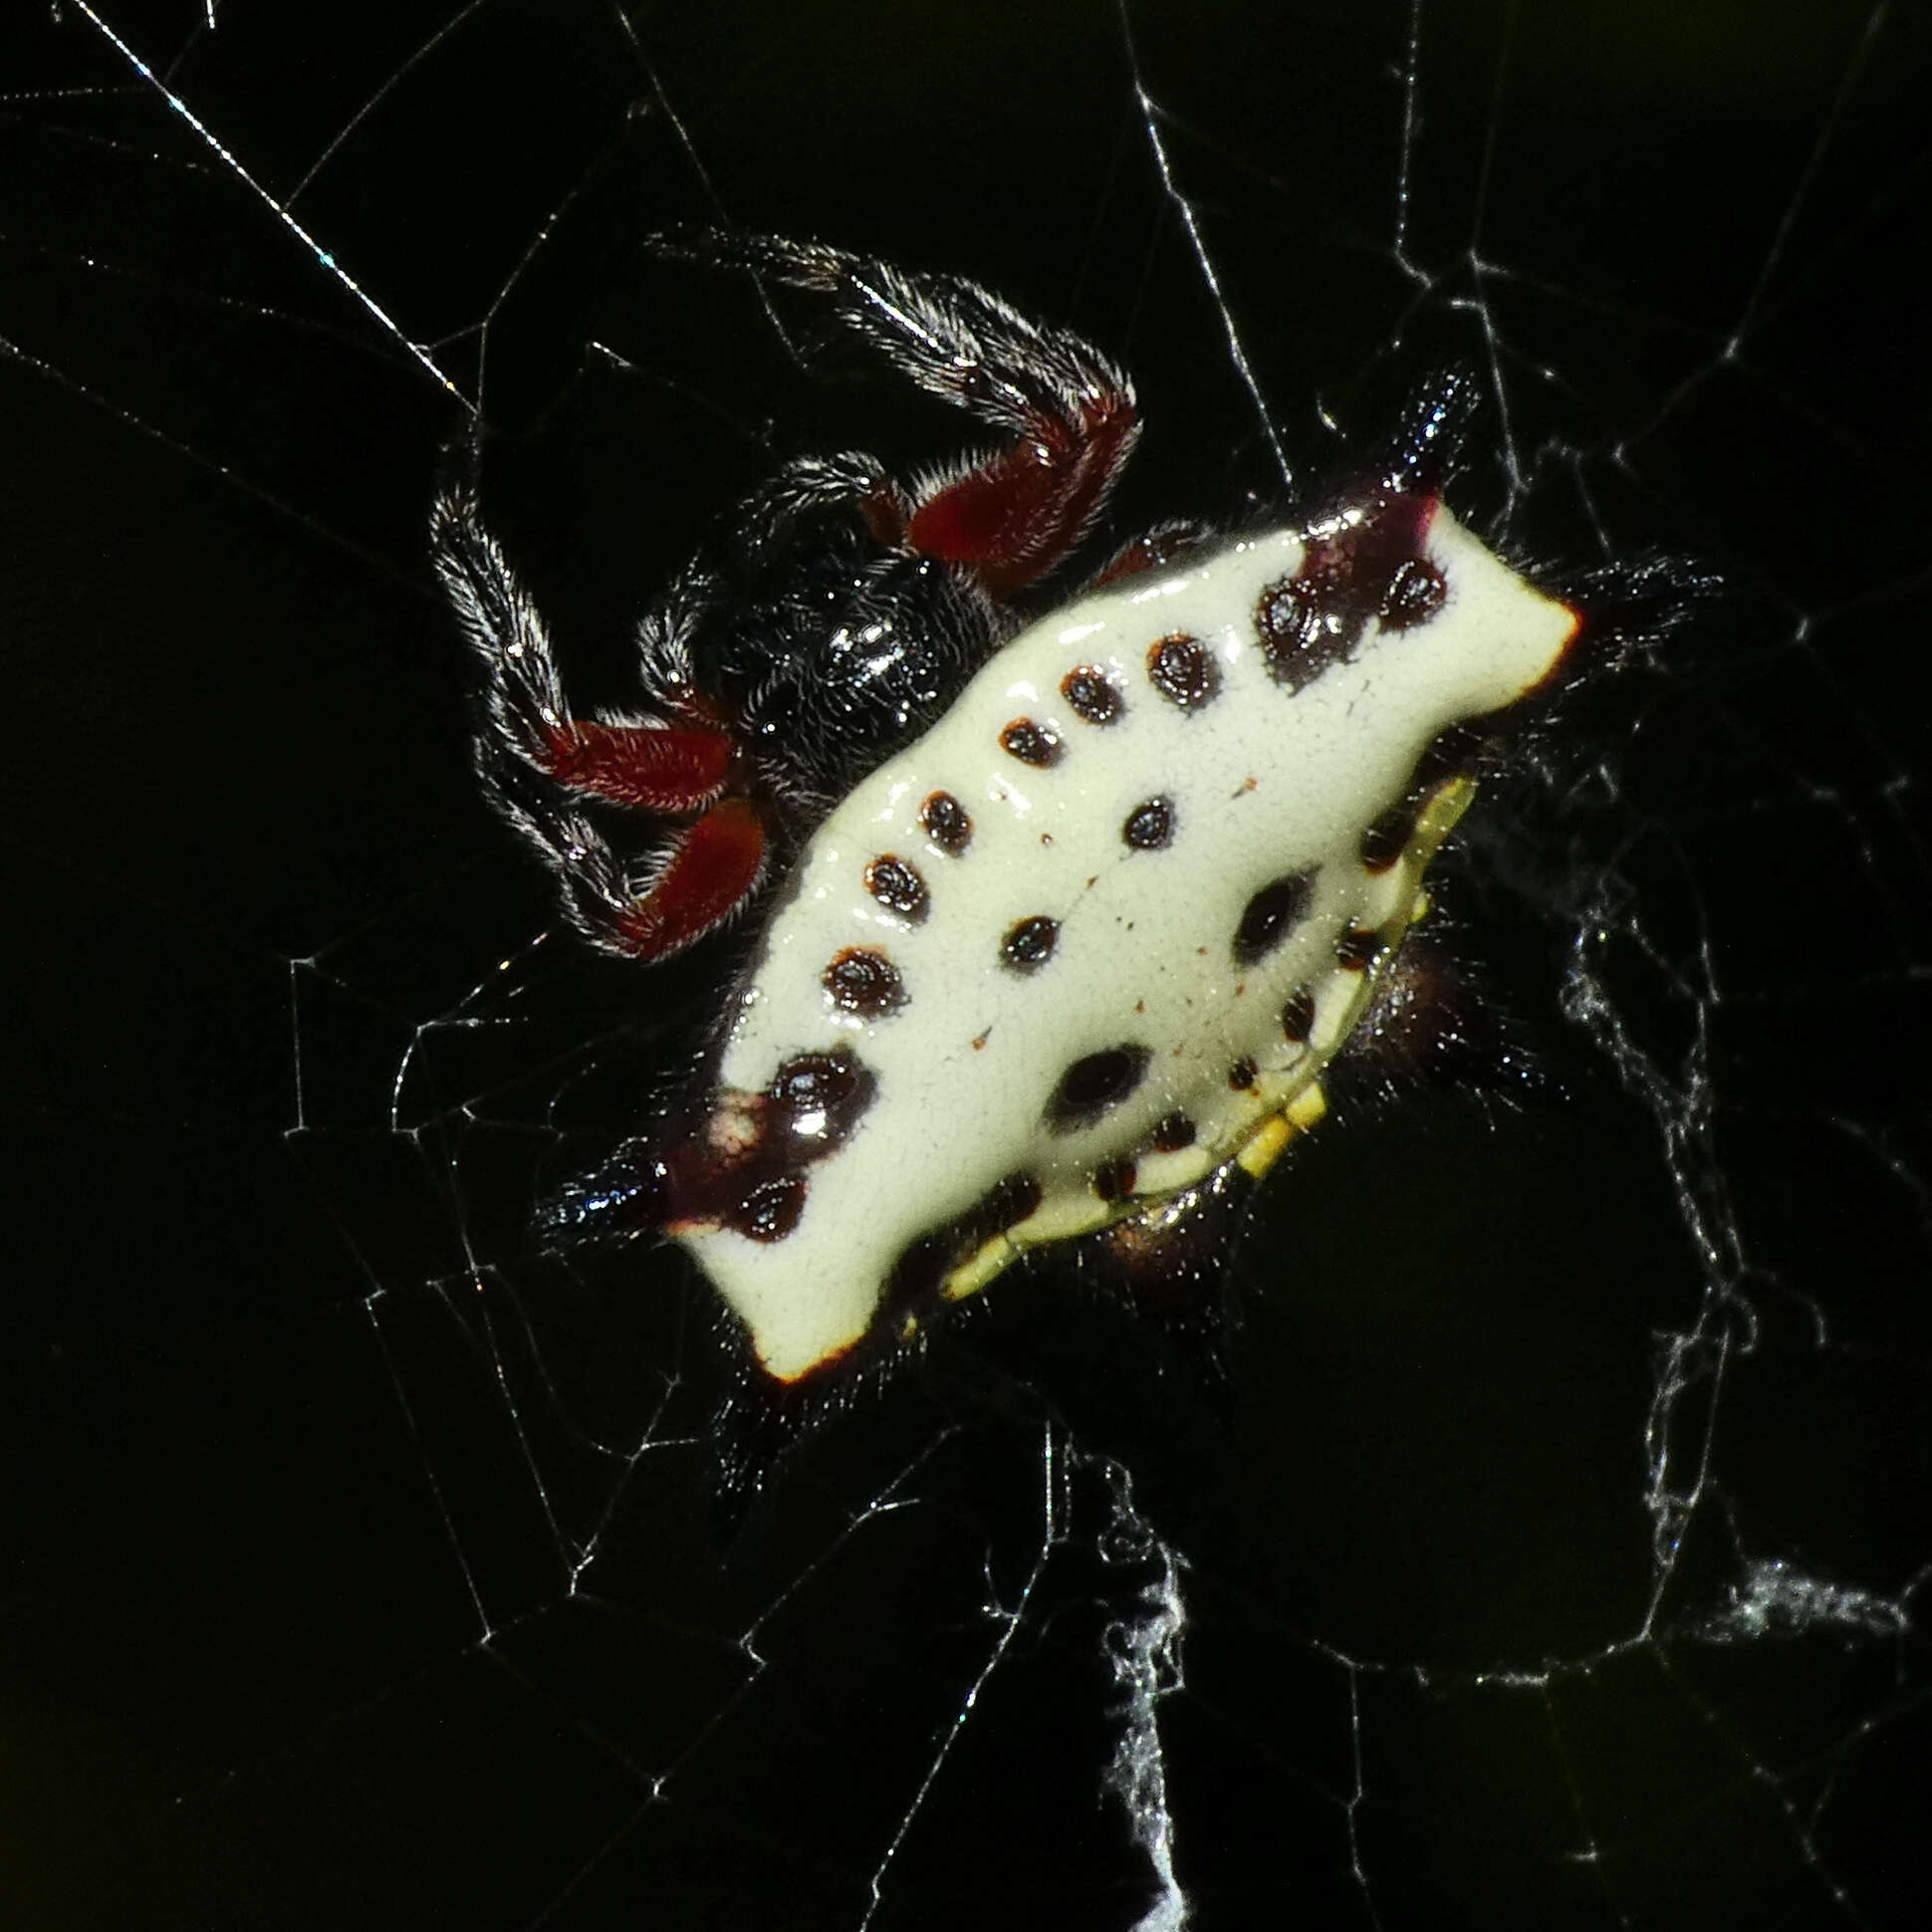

4,2,1930,1927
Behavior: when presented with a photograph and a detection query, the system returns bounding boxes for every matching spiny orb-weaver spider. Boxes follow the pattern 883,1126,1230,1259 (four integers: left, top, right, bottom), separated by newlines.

432,231,1696,1390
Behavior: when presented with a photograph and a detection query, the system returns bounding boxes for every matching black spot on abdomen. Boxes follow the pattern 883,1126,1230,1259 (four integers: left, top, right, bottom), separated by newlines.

732,1174,807,1243
975,1170,1045,1235
824,947,905,1016
1045,1044,1152,1132
1232,871,1318,966
1379,557,1447,628
768,1049,875,1149
1001,718,1062,767
1358,803,1415,874
864,854,928,920
921,791,973,852
1335,922,1383,971
1122,798,1175,850
1280,988,1318,1044
1001,915,1061,971
1146,633,1218,710
1062,665,1124,724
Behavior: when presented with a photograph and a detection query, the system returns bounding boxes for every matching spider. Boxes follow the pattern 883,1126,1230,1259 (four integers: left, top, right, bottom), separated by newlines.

433,232,1699,1392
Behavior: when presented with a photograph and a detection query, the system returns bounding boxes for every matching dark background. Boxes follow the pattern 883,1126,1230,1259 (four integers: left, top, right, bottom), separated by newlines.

4,2,1929,1927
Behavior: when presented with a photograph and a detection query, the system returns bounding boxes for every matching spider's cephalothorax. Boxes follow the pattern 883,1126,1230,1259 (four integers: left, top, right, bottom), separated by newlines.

435,232,1689,1390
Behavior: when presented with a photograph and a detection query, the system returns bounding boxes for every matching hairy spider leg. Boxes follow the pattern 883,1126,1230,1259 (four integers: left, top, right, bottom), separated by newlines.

904,387,1139,601
430,487,765,959
653,230,1142,598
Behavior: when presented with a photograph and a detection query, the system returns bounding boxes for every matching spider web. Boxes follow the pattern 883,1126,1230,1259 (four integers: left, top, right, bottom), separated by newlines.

4,2,1928,1926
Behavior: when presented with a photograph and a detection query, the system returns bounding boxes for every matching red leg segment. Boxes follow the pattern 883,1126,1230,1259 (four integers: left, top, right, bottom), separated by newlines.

613,798,768,960
907,390,1140,599
542,720,734,812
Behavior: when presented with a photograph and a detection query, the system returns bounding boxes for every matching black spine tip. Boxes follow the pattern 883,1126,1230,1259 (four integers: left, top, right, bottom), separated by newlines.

1384,366,1480,499
534,1146,668,1252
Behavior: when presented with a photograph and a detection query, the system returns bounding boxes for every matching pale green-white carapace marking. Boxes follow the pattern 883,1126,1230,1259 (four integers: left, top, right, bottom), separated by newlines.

670,499,1578,1383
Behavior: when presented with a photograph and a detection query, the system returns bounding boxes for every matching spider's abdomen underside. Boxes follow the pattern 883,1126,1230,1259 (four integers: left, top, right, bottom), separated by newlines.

658,496,1579,1383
